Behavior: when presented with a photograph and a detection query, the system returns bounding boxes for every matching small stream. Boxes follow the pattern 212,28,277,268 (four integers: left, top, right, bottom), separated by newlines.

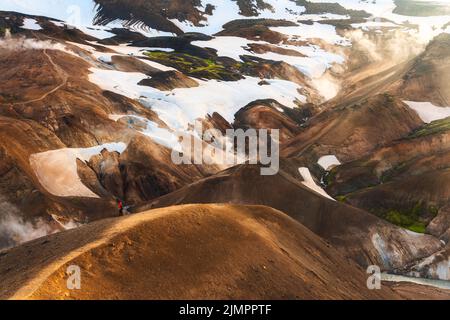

382,273,450,290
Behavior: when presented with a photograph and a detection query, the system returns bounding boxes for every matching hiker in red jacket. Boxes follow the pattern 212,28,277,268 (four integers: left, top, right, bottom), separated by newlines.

118,199,124,215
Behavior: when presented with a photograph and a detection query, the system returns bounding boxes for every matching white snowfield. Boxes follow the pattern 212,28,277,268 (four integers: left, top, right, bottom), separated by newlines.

351,21,399,31
1,0,125,39
0,0,303,37
2,0,450,42
21,18,42,31
298,167,335,201
89,68,304,131
371,232,392,268
109,115,182,152
310,0,450,43
109,114,240,168
66,41,176,72
405,101,450,123
171,0,306,35
270,23,351,46
318,155,341,171
309,0,396,16
30,143,127,198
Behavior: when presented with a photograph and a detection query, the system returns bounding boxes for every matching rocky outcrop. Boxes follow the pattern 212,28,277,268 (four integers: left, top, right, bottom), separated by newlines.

217,19,295,43
75,135,217,206
87,150,124,199
94,0,205,35
403,244,450,281
138,70,199,90
234,99,302,143
428,205,450,241
234,0,273,17
110,55,161,74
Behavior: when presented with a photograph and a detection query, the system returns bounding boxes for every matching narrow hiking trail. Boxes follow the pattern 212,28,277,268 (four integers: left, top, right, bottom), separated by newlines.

1,48,68,106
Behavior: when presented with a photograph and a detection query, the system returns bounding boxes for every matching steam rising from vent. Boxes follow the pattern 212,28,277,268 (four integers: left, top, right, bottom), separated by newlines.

4,28,11,39
0,196,55,250
345,29,427,64
0,36,67,52
0,195,82,250
311,74,341,101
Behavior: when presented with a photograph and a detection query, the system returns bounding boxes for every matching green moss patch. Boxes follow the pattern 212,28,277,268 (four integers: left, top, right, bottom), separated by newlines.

144,51,243,81
378,202,437,234
408,117,450,139
384,210,427,233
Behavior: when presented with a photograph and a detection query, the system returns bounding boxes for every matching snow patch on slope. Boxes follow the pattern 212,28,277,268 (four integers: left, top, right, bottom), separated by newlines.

298,167,335,201
405,101,450,123
171,0,306,35
270,23,351,46
308,0,450,43
109,115,182,151
66,41,175,72
351,21,399,31
21,18,42,30
308,0,396,17
30,143,127,198
318,155,341,171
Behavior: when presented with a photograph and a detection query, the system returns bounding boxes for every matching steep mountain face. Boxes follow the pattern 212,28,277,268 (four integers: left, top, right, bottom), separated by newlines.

389,33,450,107
139,163,443,270
321,34,450,244
326,121,450,241
282,94,424,163
1,0,450,298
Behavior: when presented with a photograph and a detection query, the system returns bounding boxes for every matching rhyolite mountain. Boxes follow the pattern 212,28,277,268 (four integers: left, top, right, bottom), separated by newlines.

1,0,450,299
